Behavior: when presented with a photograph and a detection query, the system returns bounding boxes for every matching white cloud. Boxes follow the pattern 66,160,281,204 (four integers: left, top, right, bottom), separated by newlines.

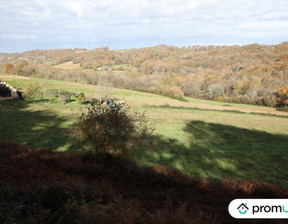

0,0,287,52
0,34,40,40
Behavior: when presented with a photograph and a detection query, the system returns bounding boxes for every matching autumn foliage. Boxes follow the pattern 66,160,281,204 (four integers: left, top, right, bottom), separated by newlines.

277,86,288,107
5,63,13,74
1,42,288,106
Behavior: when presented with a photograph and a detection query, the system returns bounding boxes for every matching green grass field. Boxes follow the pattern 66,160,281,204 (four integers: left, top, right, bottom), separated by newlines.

1,74,288,186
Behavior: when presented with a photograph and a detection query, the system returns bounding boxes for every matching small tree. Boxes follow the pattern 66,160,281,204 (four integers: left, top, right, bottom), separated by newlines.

71,104,154,160
23,82,43,99
277,86,288,107
5,63,13,74
75,92,85,104
264,95,277,107
205,84,224,100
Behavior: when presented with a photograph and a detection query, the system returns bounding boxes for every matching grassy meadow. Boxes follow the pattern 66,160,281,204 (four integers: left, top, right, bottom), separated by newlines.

1,74,288,186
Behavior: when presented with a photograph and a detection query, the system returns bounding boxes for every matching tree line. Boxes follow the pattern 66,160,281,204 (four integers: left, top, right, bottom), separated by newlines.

1,42,288,108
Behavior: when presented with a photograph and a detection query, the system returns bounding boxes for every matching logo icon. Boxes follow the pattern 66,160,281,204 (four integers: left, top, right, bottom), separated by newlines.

237,203,249,214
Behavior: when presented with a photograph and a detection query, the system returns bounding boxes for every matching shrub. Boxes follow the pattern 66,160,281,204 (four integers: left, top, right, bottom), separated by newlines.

277,106,288,112
240,95,250,104
24,82,43,99
86,97,100,105
58,91,74,104
231,82,242,95
5,63,13,74
277,86,288,107
264,95,277,107
181,82,201,97
0,84,11,97
154,84,184,98
59,95,70,104
205,84,224,100
45,89,59,98
247,89,258,98
71,104,154,160
75,92,85,104
215,96,224,102
229,96,241,104
256,98,264,106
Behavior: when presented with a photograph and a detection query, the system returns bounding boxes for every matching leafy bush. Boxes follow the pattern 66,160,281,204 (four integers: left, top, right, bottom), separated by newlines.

240,95,250,104
205,84,224,100
277,106,288,112
58,91,74,104
256,98,264,106
71,104,154,160
181,82,201,97
263,95,277,107
23,82,43,99
85,97,100,105
0,84,11,97
228,96,241,104
59,95,70,104
75,92,85,104
215,96,224,102
45,89,59,98
277,86,288,107
154,84,185,99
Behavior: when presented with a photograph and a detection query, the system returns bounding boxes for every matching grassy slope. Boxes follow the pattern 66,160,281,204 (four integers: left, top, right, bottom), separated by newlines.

1,74,288,185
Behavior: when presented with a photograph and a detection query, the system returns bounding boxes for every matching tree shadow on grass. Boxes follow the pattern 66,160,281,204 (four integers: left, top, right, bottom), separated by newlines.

0,100,80,151
133,120,288,186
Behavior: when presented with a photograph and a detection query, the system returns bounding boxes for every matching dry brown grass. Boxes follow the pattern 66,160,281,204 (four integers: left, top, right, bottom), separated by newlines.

1,141,288,224
0,75,31,80
53,61,82,70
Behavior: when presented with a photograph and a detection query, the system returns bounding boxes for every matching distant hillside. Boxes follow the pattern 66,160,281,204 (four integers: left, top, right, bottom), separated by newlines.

0,52,10,57
0,42,288,108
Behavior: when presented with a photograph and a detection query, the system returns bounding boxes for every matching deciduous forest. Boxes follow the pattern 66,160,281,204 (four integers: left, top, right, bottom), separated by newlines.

1,42,288,108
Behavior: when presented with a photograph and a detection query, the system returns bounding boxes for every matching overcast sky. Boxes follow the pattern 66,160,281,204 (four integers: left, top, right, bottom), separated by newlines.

0,0,288,52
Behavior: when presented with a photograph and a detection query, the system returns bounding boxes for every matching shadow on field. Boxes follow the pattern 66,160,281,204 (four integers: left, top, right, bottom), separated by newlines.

133,120,288,186
2,141,288,223
0,100,80,151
